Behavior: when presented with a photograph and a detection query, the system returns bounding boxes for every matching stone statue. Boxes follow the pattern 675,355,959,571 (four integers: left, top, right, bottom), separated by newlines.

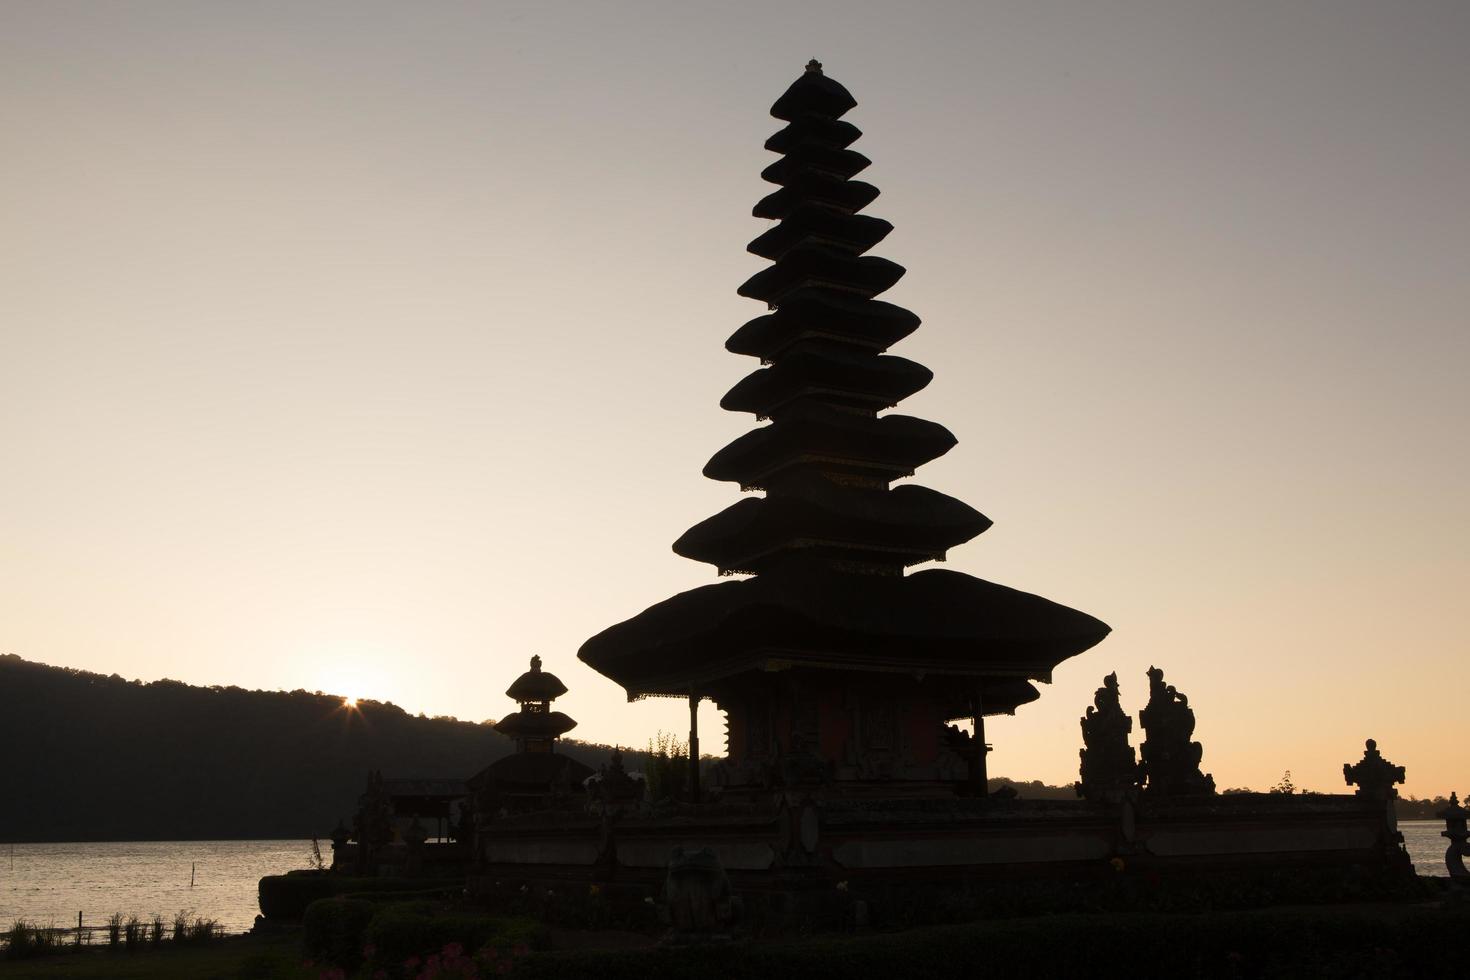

1076,672,1139,802
350,769,396,873
779,731,830,786
586,747,645,809
1138,667,1215,796
1342,739,1406,802
662,846,737,942
1438,791,1468,879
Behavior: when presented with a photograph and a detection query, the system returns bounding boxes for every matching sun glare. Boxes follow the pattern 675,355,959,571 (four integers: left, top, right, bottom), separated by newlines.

343,696,358,709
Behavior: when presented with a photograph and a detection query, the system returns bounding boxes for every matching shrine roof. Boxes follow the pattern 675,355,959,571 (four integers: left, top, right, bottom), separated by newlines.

578,566,1110,699
505,655,568,703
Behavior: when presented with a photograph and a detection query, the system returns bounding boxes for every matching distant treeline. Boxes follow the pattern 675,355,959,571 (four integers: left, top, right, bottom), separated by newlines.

0,654,622,842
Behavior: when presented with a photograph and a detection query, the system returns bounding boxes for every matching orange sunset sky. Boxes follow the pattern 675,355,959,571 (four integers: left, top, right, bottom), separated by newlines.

2,1,1466,797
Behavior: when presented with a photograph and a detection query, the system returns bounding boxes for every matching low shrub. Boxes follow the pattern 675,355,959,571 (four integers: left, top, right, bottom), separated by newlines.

504,904,1470,980
180,915,222,944
122,914,143,951
365,904,547,978
303,897,377,972
4,920,64,960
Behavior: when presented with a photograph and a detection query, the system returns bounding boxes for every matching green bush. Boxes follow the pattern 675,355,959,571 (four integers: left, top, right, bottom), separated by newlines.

504,905,1470,980
365,905,546,977
257,871,428,919
4,920,64,960
303,897,376,972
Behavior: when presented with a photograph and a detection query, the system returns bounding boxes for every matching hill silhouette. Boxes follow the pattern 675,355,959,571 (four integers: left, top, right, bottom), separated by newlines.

0,654,619,842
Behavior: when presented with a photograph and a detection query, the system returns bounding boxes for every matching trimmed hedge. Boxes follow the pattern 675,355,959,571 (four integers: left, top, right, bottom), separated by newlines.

258,871,432,920
505,904,1470,980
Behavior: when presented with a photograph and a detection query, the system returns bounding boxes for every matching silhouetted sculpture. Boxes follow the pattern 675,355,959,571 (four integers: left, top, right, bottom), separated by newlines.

1342,739,1406,802
578,60,1109,798
585,748,645,809
1076,672,1139,802
1439,792,1468,879
351,769,396,871
662,846,737,942
1138,667,1215,796
328,818,351,863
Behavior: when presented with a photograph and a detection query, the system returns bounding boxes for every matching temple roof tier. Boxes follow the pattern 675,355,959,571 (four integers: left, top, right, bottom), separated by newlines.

746,206,893,261
493,710,578,740
726,289,920,359
737,245,904,304
761,146,872,186
672,479,992,575
720,349,932,418
704,404,957,490
754,177,879,220
765,115,862,153
577,565,1110,700
770,62,858,121
466,752,595,793
505,655,568,702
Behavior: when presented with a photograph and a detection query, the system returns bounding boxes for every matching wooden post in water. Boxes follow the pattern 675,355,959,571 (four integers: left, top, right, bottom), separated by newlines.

190,862,195,887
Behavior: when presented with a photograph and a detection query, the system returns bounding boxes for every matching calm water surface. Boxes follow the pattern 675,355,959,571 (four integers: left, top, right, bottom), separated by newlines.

0,840,313,935
0,824,1454,935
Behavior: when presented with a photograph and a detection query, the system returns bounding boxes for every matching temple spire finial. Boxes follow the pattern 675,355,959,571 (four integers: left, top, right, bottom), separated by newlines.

805,58,823,74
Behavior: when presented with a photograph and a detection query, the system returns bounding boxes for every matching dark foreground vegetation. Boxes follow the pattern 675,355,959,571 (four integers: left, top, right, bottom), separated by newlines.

0,655,623,841
4,886,1468,979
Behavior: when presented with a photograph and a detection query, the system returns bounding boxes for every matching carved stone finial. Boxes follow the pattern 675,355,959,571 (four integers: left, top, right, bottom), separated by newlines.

805,59,823,74
1342,738,1406,801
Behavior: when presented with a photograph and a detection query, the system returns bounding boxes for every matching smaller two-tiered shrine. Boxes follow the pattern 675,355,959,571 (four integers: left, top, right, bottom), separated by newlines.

468,657,594,816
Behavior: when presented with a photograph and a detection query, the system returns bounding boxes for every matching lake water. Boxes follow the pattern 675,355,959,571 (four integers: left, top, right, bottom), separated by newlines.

0,839,314,936
0,823,1455,936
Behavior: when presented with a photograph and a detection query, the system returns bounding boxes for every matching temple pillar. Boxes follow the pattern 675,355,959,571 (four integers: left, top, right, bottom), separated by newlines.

972,683,988,798
689,691,701,803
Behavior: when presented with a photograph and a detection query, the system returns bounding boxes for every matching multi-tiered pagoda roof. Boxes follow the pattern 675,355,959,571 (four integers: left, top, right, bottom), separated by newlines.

580,63,1108,736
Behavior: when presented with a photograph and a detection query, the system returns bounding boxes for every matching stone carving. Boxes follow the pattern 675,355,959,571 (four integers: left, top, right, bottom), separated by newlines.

779,731,830,786
352,770,395,856
1342,739,1406,802
1439,792,1468,879
585,748,645,810
1076,672,1139,802
662,846,737,942
1138,667,1215,796
328,818,351,868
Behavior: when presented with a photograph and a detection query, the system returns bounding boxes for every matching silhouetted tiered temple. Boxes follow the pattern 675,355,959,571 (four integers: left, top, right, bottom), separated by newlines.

580,62,1111,797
